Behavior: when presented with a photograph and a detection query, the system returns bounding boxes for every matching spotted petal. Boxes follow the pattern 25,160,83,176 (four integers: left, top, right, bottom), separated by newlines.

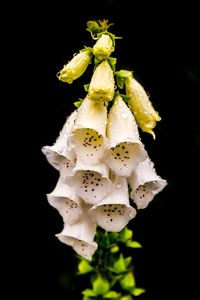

69,159,112,205
56,205,97,260
68,97,107,165
89,175,136,232
47,177,82,224
105,95,146,177
42,110,77,170
128,157,167,209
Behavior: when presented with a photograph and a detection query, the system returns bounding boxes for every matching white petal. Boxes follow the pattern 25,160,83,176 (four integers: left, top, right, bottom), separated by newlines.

59,157,75,181
47,178,82,224
105,95,146,176
69,159,112,205
89,175,136,232
42,110,77,169
56,205,97,260
68,97,108,164
128,157,167,209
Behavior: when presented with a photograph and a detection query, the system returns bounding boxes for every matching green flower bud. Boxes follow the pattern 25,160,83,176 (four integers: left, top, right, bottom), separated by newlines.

93,34,114,60
125,74,161,139
57,49,93,84
88,60,115,102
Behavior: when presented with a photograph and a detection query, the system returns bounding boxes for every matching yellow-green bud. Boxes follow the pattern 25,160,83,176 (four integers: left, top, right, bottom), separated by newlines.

93,34,114,60
88,60,115,102
57,49,93,84
125,74,161,139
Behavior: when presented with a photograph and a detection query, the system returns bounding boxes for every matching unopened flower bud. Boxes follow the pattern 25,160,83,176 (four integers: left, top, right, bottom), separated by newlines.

125,73,161,138
58,49,93,84
88,60,115,102
93,34,114,60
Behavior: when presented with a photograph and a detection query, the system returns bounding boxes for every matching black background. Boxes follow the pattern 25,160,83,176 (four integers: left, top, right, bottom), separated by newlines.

5,0,199,299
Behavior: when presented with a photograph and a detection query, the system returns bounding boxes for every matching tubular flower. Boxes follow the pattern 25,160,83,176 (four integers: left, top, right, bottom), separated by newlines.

69,159,112,205
128,157,167,209
105,95,147,177
57,48,93,84
89,175,136,232
47,178,82,225
125,73,161,139
93,33,114,60
42,110,77,169
56,205,97,260
88,60,115,102
68,97,108,165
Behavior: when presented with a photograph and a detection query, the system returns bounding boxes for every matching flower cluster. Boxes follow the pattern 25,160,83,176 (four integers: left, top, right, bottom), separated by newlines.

42,20,167,260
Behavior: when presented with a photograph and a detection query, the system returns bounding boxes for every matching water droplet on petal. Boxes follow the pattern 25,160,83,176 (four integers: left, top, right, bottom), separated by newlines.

121,112,128,119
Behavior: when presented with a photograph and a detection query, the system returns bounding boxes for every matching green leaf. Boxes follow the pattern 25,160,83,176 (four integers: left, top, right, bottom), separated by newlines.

120,296,133,300
124,256,132,268
112,254,127,274
78,259,94,274
126,240,142,248
118,227,133,242
120,272,136,291
132,288,146,296
84,83,90,92
92,275,110,296
103,290,121,298
110,245,119,253
82,289,96,297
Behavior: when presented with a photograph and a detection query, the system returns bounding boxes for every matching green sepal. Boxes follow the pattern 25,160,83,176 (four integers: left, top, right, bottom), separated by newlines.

92,275,110,296
115,69,132,78
120,272,136,292
116,74,125,89
103,290,121,298
126,241,142,248
84,83,90,92
74,99,83,108
124,256,132,268
110,254,127,274
78,259,94,274
110,245,119,253
107,57,117,72
132,288,146,296
120,93,130,103
118,227,133,243
82,289,96,297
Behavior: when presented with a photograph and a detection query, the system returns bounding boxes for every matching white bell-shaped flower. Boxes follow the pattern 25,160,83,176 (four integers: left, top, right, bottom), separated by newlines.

128,157,167,209
42,110,77,170
69,159,112,205
89,174,136,232
56,205,97,260
68,97,108,165
47,177,82,225
105,95,146,176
